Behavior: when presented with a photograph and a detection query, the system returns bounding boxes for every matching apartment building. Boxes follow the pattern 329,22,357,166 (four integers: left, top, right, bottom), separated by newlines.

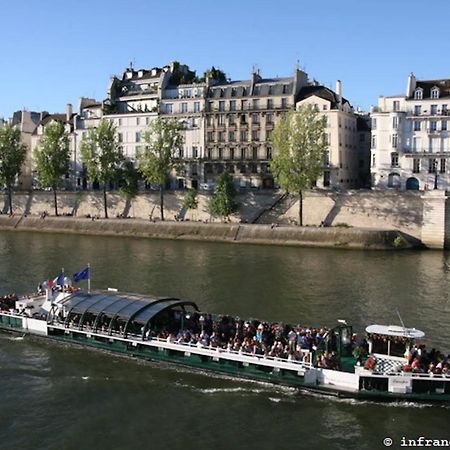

203,68,309,188
296,81,367,189
371,73,450,190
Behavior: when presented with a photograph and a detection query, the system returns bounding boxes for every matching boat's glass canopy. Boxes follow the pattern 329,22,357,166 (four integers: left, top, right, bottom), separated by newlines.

366,324,425,339
59,291,199,324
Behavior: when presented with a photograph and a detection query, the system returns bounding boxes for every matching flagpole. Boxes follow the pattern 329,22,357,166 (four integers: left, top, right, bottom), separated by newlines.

88,263,91,294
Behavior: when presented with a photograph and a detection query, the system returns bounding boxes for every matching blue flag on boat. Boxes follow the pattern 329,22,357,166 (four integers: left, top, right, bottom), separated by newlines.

73,267,90,283
54,273,65,286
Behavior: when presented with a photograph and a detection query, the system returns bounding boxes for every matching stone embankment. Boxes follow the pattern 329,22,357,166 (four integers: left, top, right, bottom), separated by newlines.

0,215,415,250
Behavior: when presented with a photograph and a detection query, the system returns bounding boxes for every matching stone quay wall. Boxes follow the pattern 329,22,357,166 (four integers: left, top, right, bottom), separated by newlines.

0,189,448,248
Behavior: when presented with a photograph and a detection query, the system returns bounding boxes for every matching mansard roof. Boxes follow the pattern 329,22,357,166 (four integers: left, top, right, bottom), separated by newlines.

410,79,450,99
208,78,294,99
296,85,350,109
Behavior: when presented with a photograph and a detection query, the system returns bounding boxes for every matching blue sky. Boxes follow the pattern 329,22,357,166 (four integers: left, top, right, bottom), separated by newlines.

1,0,449,118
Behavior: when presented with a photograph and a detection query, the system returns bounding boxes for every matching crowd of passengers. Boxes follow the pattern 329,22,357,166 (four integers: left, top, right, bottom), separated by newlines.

149,312,331,364
364,334,450,375
0,295,18,312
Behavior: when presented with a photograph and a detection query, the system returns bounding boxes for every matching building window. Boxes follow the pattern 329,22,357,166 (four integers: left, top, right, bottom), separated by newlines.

146,117,150,125
266,113,273,124
218,131,225,142
430,104,438,115
393,100,400,111
136,117,141,126
229,114,235,125
118,133,123,143
371,135,376,149
281,98,288,108
392,116,399,129
252,130,259,141
218,115,225,126
166,104,173,114
242,100,248,110
229,131,235,142
207,149,212,160
266,147,272,159
266,130,272,141
219,101,225,112
392,134,398,148
252,113,259,123
240,148,246,160
372,153,376,167
414,89,423,100
440,158,446,173
267,99,273,109
322,104,328,111
431,88,440,99
413,137,421,151
135,132,141,143
230,148,235,160
192,146,198,158
443,104,448,114
207,132,214,142
413,120,421,131
429,158,437,173
253,99,259,109
181,102,188,113
240,131,248,142
442,120,448,131
413,158,420,173
324,151,330,166
194,102,200,113
430,121,437,132
218,148,223,159
391,152,399,167
230,100,236,111
414,105,421,115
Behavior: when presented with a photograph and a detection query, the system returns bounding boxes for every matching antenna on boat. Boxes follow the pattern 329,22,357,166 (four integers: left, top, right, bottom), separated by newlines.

396,309,406,329
88,263,91,294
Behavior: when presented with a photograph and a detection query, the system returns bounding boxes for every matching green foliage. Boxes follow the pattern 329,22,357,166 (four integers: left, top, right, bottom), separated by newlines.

393,235,405,248
138,118,184,186
199,66,227,83
118,160,139,199
209,172,236,219
0,124,27,214
81,119,123,186
34,121,70,190
183,188,198,210
137,117,184,220
80,119,124,218
169,61,198,85
271,104,327,225
271,105,327,194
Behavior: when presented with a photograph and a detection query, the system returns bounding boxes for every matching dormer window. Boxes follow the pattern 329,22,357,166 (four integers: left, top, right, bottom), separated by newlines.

431,87,440,99
414,88,423,100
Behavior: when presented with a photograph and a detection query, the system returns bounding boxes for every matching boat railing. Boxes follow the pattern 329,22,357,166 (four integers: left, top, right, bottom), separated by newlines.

358,366,450,380
49,322,314,371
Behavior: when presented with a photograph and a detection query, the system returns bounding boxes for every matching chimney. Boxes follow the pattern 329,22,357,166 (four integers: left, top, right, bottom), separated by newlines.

336,80,342,107
66,103,73,122
406,72,416,97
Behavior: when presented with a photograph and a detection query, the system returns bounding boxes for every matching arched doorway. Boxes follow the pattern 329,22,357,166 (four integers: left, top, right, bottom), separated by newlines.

406,177,420,190
387,173,401,188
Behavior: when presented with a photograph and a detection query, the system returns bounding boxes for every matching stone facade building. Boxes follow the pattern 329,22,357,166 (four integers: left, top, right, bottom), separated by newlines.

295,81,369,189
371,73,450,190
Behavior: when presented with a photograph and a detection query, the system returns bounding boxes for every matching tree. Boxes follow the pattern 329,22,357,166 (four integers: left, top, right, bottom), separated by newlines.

209,172,236,220
118,160,139,200
199,66,227,83
271,104,327,226
81,119,123,218
137,118,184,221
0,124,26,215
182,188,198,211
34,121,70,216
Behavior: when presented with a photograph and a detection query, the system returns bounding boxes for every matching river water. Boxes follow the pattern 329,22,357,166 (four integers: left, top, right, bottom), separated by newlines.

0,231,449,450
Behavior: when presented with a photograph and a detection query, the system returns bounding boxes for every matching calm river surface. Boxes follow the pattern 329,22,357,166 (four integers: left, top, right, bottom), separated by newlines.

0,231,449,450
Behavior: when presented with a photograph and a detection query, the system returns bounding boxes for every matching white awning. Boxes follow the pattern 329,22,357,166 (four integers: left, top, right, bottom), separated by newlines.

365,324,425,339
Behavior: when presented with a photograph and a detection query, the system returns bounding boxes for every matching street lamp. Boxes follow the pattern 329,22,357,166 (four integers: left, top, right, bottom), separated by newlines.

199,315,205,334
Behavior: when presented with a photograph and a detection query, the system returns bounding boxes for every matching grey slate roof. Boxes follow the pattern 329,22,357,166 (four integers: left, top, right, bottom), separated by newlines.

296,85,350,109
411,79,450,99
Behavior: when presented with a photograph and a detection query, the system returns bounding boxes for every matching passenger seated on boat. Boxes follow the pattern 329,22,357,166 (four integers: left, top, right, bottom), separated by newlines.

411,357,424,373
364,355,377,371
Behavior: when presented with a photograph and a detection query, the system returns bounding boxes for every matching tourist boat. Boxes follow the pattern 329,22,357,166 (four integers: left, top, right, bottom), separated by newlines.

0,278,449,403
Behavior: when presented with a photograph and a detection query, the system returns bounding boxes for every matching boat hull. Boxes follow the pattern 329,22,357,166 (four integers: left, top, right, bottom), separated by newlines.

1,316,450,403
